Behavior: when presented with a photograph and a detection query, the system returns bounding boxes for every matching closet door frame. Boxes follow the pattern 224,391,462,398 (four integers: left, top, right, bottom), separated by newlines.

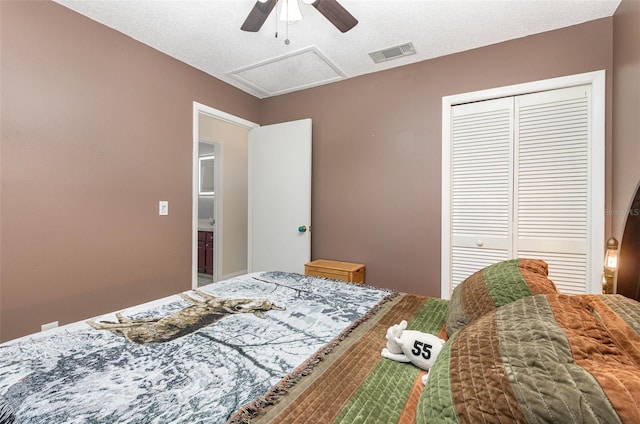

441,70,606,299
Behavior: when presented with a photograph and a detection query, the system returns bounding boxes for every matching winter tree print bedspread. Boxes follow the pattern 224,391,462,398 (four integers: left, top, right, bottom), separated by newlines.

0,272,393,423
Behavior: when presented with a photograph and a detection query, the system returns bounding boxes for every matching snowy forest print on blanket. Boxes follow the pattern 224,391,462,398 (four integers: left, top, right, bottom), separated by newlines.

0,272,393,424
87,290,286,344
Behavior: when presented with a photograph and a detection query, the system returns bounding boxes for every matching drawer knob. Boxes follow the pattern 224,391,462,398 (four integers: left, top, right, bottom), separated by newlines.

298,225,307,233
476,240,484,247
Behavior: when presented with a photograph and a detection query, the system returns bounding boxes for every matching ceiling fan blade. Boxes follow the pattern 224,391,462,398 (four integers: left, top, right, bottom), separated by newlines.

241,0,278,32
310,0,358,33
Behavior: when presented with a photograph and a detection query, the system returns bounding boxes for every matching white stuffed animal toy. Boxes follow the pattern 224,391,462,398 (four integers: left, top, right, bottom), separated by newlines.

381,320,446,385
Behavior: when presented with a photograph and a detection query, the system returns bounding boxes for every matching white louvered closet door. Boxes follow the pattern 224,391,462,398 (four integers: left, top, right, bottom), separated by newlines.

446,83,599,297
515,85,592,294
450,98,514,290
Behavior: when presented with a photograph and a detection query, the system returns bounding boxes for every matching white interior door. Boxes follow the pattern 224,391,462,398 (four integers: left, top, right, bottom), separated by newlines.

248,118,312,274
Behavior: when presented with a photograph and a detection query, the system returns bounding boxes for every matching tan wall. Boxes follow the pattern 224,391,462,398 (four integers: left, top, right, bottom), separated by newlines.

1,1,632,342
0,1,260,341
260,18,615,297
613,0,640,238
198,116,249,278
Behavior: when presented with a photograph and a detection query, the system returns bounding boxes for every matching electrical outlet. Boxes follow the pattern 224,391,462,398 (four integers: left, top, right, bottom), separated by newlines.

41,321,58,331
159,200,169,216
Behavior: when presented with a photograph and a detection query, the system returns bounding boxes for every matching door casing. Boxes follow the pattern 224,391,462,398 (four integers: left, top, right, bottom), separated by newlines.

192,102,258,289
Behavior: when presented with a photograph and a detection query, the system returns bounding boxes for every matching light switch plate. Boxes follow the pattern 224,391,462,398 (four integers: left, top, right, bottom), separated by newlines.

159,201,169,215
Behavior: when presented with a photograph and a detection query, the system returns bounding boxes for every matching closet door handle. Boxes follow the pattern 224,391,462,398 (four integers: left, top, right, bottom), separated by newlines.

476,240,484,247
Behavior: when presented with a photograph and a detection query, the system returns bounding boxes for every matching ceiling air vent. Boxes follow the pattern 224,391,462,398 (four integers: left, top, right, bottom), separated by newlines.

369,42,416,64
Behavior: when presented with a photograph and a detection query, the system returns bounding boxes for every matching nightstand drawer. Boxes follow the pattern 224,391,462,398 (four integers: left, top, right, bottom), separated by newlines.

305,259,365,284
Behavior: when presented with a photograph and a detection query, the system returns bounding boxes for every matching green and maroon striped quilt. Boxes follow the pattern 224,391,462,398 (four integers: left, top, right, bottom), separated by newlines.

243,292,640,424
446,258,559,337
239,293,449,424
418,293,640,423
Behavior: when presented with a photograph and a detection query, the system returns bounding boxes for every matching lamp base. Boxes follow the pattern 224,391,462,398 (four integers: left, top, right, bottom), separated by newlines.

603,271,615,294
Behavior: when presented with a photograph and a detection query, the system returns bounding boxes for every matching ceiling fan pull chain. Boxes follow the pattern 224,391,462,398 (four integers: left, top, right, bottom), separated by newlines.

274,0,279,39
285,19,290,45
284,0,291,45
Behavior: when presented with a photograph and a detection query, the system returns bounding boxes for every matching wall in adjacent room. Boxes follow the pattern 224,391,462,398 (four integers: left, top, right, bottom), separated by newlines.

198,116,250,279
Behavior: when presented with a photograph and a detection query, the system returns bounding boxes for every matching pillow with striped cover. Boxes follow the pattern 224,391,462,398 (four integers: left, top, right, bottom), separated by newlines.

445,258,558,337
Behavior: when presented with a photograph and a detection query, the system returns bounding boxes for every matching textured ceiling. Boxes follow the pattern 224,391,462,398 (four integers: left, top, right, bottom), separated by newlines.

53,0,621,99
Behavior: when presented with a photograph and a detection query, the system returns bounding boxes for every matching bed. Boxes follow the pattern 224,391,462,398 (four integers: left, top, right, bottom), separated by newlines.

1,261,639,423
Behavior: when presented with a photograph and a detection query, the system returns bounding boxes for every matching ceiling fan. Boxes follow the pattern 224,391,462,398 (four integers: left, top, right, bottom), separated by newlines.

241,0,358,33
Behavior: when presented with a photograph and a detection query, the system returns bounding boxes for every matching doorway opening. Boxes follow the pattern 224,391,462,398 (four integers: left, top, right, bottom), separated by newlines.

196,140,218,287
192,102,258,289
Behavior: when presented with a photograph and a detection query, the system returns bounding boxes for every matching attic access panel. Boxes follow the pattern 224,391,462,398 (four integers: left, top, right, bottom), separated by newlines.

228,46,345,97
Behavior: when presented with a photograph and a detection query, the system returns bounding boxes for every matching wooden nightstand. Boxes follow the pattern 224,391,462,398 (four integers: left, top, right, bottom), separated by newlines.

304,259,365,284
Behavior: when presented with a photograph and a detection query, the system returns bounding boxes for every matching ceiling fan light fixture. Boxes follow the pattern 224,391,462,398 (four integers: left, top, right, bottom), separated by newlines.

280,0,302,23
241,0,357,33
